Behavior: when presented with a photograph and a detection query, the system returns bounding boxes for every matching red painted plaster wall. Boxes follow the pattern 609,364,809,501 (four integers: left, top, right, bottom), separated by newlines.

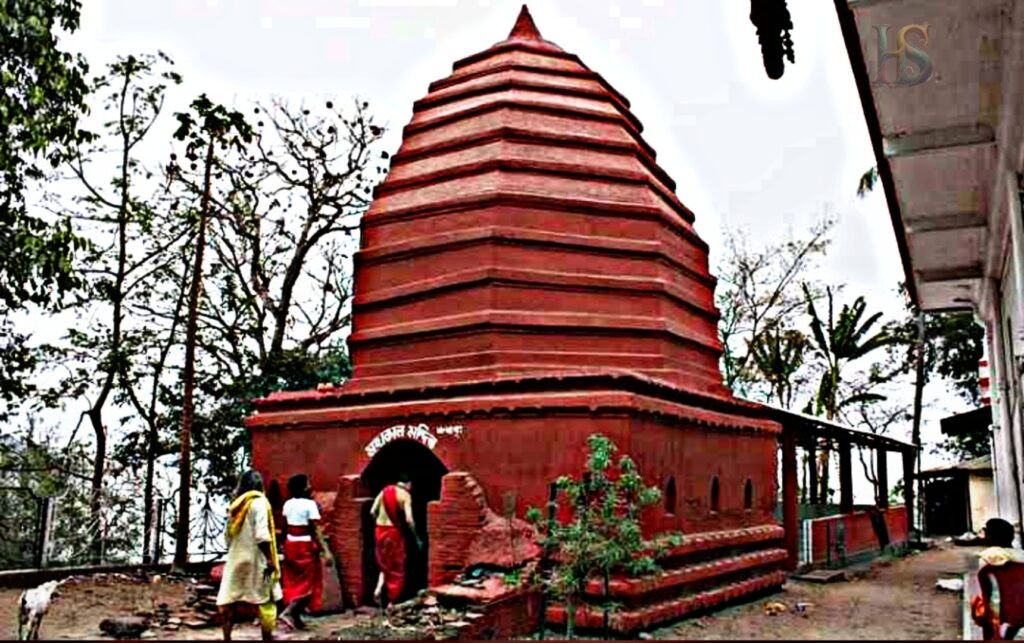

809,506,909,564
251,405,777,530
245,8,787,612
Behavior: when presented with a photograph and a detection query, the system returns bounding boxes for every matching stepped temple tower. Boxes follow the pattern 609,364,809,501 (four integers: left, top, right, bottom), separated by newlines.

248,6,788,633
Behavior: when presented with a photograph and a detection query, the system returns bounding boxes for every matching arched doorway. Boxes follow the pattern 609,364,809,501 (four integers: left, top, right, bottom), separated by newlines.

360,440,448,602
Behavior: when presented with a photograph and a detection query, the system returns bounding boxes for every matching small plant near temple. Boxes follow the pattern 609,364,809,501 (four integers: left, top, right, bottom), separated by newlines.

501,569,521,587
526,434,682,639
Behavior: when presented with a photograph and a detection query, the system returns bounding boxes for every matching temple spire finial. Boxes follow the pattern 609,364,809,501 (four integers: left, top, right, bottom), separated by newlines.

508,4,542,40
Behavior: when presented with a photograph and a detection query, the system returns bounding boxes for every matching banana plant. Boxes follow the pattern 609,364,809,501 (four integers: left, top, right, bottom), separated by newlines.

803,285,895,501
803,284,894,420
749,324,808,409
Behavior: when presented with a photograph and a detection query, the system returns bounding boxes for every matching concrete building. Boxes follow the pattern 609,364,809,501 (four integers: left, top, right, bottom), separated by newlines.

920,455,996,535
835,0,1024,531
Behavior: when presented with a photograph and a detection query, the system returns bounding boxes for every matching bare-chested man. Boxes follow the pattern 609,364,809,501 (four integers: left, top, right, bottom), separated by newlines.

371,474,423,609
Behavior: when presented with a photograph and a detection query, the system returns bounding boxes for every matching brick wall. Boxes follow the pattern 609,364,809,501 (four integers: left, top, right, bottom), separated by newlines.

427,472,489,586
331,475,371,602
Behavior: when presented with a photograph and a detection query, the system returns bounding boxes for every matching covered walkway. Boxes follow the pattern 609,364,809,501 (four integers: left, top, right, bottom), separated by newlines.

767,404,919,569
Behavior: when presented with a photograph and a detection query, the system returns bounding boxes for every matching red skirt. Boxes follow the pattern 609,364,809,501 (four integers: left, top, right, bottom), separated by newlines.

282,539,323,611
375,525,406,603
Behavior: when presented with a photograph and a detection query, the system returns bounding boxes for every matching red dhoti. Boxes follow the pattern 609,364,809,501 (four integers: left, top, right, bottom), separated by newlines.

281,528,323,612
375,525,406,603
375,485,408,603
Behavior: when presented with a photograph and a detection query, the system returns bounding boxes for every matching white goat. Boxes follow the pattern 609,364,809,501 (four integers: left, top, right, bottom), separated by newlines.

17,579,66,640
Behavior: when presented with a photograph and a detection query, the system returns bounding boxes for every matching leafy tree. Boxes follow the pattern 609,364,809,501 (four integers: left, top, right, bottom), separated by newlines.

163,98,385,496
0,0,92,408
804,285,896,498
848,402,911,487
937,421,991,461
880,285,986,462
526,434,680,639
804,285,896,420
716,218,834,399
167,94,254,568
886,304,986,406
189,345,352,497
44,51,183,563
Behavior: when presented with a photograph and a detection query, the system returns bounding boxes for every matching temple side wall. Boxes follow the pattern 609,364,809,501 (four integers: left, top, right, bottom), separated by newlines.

252,401,781,606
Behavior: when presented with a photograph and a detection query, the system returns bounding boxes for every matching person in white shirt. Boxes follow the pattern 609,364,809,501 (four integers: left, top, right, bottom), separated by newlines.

279,474,333,631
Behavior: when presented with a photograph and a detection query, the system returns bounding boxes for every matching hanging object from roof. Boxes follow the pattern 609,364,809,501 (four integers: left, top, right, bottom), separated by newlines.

750,0,796,80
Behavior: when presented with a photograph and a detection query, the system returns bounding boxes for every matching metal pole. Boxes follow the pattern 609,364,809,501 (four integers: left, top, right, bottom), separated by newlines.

33,496,45,569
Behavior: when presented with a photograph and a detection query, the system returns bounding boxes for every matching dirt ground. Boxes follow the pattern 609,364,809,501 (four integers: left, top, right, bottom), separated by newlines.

0,544,975,641
0,574,374,641
653,544,976,641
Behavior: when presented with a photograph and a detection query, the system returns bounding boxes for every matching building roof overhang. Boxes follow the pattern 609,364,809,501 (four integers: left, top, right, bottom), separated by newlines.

920,454,993,477
834,0,1021,312
743,399,918,452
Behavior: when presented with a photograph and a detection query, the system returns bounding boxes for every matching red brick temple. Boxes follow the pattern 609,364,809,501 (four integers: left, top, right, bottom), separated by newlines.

248,6,788,634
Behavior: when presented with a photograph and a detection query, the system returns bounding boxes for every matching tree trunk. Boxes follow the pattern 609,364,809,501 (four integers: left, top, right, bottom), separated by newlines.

142,420,157,564
174,140,215,570
85,81,134,565
911,312,925,447
910,311,926,538
88,409,106,565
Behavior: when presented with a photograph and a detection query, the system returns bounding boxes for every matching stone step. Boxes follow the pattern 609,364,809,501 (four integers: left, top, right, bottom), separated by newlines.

546,569,788,634
582,548,788,599
792,569,847,584
655,525,786,562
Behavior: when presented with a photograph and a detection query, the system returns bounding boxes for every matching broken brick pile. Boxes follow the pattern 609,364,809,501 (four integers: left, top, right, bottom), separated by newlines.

338,566,536,641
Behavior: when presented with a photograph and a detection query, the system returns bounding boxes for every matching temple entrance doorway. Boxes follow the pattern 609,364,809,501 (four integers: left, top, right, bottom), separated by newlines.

359,439,448,603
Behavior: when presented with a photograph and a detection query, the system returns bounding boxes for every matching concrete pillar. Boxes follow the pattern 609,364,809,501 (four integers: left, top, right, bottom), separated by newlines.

903,449,916,538
782,428,799,569
877,448,889,508
839,438,853,514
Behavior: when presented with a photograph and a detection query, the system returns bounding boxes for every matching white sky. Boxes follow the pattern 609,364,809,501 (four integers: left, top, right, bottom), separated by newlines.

55,0,976,500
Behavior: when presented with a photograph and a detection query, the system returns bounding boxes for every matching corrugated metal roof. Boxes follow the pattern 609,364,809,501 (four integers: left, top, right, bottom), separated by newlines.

921,455,992,475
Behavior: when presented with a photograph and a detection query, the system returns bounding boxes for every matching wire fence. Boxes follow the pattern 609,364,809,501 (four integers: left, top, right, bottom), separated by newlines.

0,484,228,571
